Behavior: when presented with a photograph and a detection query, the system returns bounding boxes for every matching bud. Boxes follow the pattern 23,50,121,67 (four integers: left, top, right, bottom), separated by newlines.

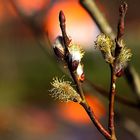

67,43,84,71
49,77,82,103
53,36,65,59
68,44,84,63
71,60,79,71
115,69,124,77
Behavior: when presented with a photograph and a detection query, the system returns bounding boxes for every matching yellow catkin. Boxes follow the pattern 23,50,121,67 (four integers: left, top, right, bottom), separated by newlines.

49,77,82,103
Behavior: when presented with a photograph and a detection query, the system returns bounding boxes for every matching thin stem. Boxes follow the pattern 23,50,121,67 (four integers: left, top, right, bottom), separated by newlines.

80,102,111,140
70,70,86,101
10,0,140,103
59,10,86,101
117,2,128,40
108,66,117,140
80,0,140,101
59,11,71,56
115,2,128,58
59,10,111,140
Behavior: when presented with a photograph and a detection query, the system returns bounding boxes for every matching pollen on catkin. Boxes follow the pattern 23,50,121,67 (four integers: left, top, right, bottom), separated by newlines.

114,47,132,74
94,33,115,64
49,77,82,103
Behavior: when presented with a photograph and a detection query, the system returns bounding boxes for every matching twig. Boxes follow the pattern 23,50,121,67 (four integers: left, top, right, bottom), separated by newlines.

10,3,109,138
80,0,140,101
108,65,117,140
10,2,139,139
11,0,140,110
108,3,129,139
115,2,127,57
80,102,111,139
117,2,127,41
80,0,140,98
59,10,111,140
59,11,85,101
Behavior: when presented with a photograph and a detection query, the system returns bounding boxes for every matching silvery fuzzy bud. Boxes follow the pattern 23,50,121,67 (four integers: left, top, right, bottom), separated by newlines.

53,36,65,59
68,44,84,71
68,44,84,62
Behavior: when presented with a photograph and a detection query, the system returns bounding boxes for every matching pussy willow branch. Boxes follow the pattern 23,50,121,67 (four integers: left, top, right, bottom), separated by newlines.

59,10,111,140
108,3,128,140
80,0,140,101
11,0,140,110
10,1,139,139
80,102,111,139
81,0,140,110
117,2,127,41
115,2,127,57
59,11,85,102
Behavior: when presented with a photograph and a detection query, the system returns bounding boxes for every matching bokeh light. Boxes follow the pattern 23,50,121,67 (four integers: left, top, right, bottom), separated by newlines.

45,0,99,49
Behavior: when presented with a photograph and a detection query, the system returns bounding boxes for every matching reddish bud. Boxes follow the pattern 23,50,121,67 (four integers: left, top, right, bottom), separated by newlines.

59,10,66,25
71,60,79,71
116,69,124,77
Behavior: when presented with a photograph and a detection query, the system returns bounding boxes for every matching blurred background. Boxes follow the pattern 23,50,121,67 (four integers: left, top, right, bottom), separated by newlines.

0,0,140,140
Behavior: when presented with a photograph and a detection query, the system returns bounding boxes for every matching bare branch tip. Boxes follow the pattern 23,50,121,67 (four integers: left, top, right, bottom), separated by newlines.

59,10,66,23
120,1,128,15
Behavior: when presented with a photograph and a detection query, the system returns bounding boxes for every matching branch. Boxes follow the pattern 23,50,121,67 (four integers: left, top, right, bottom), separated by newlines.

80,0,140,101
80,102,111,139
10,2,140,139
115,2,128,57
59,11,85,101
117,2,128,40
59,10,111,140
11,0,140,110
108,66,117,140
